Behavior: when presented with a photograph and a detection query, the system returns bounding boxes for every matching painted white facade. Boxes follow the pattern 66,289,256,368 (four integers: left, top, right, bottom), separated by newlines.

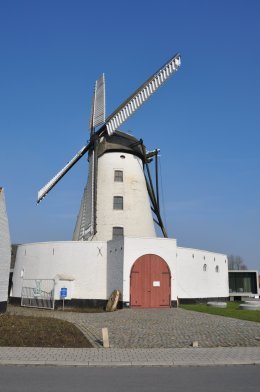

11,237,229,303
74,151,156,241
0,188,11,311
12,241,109,300
123,237,228,302
95,152,156,241
123,237,176,303
175,246,229,299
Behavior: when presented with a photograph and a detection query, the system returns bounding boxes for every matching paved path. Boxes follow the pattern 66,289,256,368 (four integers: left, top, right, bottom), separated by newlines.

7,305,260,349
3,306,260,366
0,347,260,367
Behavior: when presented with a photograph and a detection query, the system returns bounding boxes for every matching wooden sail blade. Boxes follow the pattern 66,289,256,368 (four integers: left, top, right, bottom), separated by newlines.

89,73,106,131
37,143,91,204
73,147,95,240
105,53,181,136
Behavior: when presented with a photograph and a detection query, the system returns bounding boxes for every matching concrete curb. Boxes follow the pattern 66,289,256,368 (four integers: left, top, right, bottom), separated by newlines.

0,360,260,367
1,347,260,367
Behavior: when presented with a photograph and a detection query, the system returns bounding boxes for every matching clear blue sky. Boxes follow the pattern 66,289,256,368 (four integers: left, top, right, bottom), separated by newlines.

0,0,259,269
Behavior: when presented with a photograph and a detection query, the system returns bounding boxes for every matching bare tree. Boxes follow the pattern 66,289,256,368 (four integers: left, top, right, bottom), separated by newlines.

228,255,248,270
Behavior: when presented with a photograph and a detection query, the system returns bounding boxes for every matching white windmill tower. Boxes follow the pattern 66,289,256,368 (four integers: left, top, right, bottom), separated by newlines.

37,53,181,242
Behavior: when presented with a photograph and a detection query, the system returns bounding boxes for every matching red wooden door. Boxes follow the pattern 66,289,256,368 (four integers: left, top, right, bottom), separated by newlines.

130,254,171,308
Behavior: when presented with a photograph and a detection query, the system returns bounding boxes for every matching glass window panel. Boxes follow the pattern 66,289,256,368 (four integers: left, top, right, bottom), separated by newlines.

113,227,124,239
113,196,123,210
114,170,123,182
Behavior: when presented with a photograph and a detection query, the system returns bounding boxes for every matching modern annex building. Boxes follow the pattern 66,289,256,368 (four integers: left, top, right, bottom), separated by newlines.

11,54,229,308
0,187,11,312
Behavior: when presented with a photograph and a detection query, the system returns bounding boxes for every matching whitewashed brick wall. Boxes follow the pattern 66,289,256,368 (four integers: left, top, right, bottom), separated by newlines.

0,188,11,304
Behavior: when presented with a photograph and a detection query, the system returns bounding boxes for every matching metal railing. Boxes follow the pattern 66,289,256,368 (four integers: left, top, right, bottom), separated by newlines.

21,279,55,310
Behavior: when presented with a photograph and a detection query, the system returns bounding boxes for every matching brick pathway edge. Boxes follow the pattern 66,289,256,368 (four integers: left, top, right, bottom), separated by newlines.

0,347,260,367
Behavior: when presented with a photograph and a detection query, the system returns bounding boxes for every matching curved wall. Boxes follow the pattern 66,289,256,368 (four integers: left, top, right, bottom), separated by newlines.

94,152,156,241
11,238,229,304
0,188,11,312
11,241,124,300
175,247,229,299
123,237,229,303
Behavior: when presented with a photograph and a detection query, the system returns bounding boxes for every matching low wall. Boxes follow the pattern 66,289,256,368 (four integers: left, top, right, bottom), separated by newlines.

11,240,123,301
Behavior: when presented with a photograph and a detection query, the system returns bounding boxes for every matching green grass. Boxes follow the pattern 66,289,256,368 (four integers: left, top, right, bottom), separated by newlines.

0,315,93,347
180,302,260,323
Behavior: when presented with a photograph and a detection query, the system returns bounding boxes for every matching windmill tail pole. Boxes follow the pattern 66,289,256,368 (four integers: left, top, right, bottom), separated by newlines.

140,140,168,238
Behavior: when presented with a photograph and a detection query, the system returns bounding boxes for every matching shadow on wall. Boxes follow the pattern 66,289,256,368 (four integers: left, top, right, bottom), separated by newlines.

106,239,124,304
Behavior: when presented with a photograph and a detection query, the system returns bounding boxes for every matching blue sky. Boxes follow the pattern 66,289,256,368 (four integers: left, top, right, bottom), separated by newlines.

0,0,259,269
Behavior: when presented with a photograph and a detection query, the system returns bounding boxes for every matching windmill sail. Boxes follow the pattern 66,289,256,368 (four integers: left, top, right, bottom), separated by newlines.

84,74,106,237
89,73,106,130
37,75,105,205
37,144,90,204
73,149,95,240
105,53,181,136
37,53,181,242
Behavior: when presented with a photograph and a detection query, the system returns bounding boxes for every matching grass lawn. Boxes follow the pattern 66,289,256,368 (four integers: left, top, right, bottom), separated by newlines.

0,315,93,347
180,302,260,323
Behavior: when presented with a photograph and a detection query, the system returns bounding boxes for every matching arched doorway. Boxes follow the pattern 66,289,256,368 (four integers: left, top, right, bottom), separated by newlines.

130,254,171,308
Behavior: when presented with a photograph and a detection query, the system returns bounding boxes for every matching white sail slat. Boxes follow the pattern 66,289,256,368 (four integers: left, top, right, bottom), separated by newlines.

37,145,89,203
105,53,181,136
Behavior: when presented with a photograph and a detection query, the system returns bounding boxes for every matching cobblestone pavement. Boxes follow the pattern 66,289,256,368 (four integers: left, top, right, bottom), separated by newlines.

7,305,260,349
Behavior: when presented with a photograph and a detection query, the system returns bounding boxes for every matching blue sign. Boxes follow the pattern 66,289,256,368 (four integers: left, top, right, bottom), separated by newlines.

60,287,67,299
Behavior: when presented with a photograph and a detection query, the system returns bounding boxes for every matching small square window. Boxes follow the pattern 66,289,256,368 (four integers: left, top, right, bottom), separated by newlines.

113,227,124,239
113,196,123,210
114,170,123,182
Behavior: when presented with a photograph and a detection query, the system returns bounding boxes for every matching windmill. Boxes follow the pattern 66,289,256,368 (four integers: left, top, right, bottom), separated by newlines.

37,53,181,241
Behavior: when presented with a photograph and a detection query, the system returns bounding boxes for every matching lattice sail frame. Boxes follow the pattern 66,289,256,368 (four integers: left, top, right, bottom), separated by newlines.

105,53,181,136
37,145,89,203
37,53,181,206
89,73,106,130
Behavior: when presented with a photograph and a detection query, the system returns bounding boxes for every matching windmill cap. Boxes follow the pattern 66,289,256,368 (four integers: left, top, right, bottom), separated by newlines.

97,130,146,161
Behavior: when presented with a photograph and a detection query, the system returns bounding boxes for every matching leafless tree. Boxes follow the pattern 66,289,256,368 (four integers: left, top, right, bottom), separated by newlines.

228,255,248,270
